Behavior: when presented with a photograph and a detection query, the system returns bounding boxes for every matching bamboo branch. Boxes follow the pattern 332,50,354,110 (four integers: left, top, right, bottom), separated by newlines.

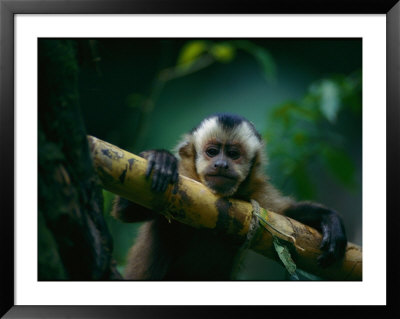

88,135,362,280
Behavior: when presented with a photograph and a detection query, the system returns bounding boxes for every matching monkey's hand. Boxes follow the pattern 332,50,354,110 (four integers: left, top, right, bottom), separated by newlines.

317,211,348,267
284,202,347,268
139,150,179,193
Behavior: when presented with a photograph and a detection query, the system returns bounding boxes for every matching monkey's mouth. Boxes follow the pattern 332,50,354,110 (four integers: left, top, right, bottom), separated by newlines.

205,174,238,193
206,174,236,182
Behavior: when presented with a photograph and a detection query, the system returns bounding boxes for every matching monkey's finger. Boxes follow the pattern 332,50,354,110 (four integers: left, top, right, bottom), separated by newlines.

160,152,173,192
151,172,159,190
320,239,330,251
320,225,330,251
160,154,176,192
159,168,171,192
145,155,155,179
151,161,163,191
153,152,167,192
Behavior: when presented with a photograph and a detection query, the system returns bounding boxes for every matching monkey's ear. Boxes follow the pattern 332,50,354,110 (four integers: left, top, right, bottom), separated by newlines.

178,141,195,159
175,135,195,159
176,137,200,180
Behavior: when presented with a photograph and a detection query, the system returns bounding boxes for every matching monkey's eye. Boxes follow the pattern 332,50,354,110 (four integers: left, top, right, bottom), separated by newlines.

227,150,240,160
206,147,219,157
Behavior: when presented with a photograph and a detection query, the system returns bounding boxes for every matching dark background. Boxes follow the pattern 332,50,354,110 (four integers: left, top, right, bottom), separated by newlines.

73,38,361,280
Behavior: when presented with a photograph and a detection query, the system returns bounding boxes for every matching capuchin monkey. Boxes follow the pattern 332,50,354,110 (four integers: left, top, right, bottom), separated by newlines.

112,113,347,280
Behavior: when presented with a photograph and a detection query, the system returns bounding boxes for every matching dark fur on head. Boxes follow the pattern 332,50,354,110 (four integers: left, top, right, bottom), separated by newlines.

191,113,262,142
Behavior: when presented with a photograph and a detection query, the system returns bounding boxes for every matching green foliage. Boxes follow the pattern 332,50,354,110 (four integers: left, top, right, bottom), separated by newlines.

175,40,275,80
295,269,323,280
177,40,237,66
210,42,235,63
265,71,361,199
312,79,341,123
177,40,209,70
273,238,298,279
308,72,362,123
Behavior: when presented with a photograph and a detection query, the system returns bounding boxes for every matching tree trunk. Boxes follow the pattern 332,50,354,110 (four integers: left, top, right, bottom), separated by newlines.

38,39,121,280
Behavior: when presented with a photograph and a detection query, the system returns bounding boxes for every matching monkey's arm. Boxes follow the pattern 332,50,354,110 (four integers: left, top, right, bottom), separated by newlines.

283,201,347,267
111,196,158,222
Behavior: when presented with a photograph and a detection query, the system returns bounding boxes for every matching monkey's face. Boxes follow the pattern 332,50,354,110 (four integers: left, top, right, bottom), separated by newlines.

197,140,246,196
183,114,264,197
195,134,258,197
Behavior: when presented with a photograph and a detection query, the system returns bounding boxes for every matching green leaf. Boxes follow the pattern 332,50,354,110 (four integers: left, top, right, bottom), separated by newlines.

312,79,341,123
296,269,323,280
176,41,208,69
210,43,235,63
322,146,356,188
293,131,307,146
273,238,298,279
271,103,293,128
271,102,316,126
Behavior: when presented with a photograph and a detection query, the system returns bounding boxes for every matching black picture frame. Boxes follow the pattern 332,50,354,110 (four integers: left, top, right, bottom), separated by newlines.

1,0,398,317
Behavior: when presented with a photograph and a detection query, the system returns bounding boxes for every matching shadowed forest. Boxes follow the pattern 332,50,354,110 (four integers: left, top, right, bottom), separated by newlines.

38,38,362,280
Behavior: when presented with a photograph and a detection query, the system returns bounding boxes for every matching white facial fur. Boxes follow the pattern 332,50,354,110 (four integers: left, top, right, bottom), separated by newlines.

191,117,264,193
192,117,262,159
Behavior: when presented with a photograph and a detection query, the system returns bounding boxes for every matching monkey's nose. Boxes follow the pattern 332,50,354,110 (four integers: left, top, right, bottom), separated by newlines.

214,160,229,169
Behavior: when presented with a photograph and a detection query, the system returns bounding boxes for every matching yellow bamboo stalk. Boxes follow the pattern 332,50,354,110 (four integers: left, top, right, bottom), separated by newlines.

88,135,362,280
